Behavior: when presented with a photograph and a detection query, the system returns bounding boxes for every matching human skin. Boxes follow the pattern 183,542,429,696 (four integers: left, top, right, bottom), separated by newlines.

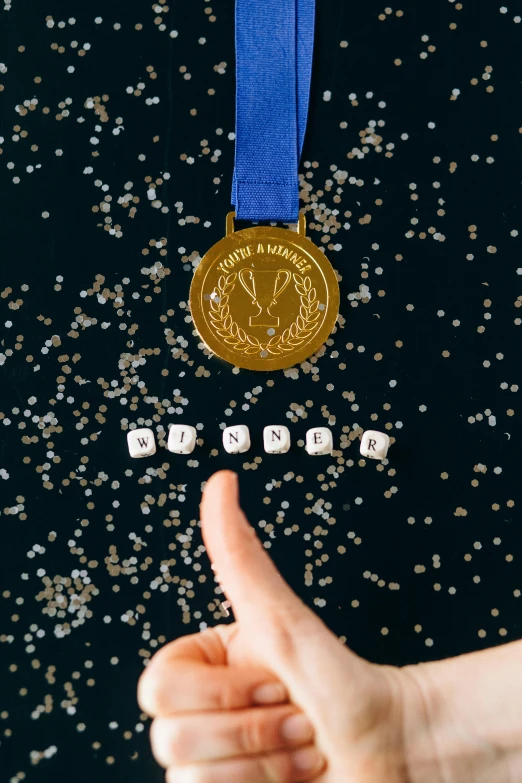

137,470,522,782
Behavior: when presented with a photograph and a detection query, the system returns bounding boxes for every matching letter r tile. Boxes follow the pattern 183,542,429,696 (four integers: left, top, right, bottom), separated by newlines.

360,430,390,461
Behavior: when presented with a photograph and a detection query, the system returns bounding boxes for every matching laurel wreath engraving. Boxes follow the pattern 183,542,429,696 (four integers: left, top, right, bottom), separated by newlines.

208,272,321,356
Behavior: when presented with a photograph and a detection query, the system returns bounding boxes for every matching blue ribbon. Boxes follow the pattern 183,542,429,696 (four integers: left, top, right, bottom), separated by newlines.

231,0,315,223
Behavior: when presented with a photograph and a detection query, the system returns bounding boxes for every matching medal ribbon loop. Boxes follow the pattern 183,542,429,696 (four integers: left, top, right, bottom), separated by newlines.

231,0,315,223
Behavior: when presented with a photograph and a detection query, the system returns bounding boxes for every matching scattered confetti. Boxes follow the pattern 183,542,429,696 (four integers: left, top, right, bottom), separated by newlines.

0,1,520,780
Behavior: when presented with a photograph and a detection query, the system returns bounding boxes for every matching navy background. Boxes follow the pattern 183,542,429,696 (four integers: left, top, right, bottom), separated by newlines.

1,1,522,780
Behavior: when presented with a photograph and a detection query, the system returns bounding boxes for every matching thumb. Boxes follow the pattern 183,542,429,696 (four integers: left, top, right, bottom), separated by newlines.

200,470,370,738
200,470,315,629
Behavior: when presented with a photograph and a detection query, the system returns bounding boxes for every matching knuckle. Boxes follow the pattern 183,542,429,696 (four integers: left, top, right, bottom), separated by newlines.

137,663,166,716
237,706,290,757
152,639,178,664
166,764,204,783
149,719,169,768
238,714,265,755
150,717,190,767
165,766,188,783
136,668,156,716
168,722,193,766
217,673,241,711
256,749,295,783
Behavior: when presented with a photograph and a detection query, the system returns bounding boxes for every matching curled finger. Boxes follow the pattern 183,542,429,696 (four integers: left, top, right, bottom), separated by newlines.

165,744,326,783
150,704,317,767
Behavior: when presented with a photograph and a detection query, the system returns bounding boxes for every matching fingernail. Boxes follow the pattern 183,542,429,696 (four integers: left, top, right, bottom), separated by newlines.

252,682,288,705
292,746,324,772
281,713,315,743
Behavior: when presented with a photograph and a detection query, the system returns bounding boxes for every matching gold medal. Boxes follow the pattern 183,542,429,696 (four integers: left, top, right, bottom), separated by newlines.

190,212,340,371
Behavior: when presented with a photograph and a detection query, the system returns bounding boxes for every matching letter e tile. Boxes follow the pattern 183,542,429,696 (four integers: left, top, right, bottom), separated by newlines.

305,427,333,455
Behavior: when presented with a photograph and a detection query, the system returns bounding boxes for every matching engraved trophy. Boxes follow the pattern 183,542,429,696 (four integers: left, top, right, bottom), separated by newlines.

238,268,291,327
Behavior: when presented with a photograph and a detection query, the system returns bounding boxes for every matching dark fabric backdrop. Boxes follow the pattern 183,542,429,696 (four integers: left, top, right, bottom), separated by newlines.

1,1,522,780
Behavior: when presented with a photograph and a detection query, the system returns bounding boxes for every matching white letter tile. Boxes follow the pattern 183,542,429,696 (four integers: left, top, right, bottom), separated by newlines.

360,430,390,460
263,425,291,454
223,425,250,454
127,428,156,458
168,424,197,454
305,427,333,455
